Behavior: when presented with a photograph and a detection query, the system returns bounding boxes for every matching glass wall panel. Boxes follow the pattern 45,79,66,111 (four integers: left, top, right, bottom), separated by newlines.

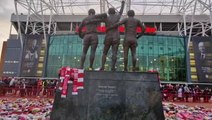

46,35,186,81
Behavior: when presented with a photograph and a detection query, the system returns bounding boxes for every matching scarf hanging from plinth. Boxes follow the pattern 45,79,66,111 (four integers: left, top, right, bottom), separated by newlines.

58,67,84,98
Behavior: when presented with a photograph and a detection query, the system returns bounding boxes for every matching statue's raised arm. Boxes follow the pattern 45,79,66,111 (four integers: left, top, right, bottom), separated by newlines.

119,0,125,15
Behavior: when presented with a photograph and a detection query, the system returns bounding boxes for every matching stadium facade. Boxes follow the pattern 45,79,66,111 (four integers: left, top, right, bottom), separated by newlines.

1,0,212,83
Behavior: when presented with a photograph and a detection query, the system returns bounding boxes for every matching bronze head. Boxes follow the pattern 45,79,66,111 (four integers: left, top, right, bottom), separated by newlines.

88,9,95,15
127,10,135,17
108,8,116,15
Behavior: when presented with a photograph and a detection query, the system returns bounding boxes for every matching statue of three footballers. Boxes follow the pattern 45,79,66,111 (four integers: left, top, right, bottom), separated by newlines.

78,1,145,71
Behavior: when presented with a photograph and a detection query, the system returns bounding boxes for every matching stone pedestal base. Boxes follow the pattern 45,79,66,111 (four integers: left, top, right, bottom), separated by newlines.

50,71,164,120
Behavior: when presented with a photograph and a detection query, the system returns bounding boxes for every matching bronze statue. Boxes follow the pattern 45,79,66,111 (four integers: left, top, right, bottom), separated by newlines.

107,10,145,71
78,9,107,69
100,1,125,71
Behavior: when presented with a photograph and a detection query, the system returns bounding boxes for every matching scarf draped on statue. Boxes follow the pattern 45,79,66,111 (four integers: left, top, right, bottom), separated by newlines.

58,66,84,98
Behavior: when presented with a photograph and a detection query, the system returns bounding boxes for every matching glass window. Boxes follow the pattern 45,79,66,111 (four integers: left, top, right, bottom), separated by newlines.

46,35,186,81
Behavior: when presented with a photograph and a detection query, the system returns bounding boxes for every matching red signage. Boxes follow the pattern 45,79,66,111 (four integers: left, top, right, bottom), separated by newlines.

76,26,156,34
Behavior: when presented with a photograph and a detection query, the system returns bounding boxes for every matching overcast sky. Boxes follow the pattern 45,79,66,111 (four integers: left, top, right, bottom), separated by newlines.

0,0,16,56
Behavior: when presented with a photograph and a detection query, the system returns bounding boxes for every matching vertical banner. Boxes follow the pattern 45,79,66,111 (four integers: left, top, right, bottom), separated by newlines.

21,35,43,76
192,36,212,83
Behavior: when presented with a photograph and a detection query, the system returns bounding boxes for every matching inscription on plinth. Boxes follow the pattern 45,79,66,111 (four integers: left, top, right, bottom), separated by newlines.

96,85,118,98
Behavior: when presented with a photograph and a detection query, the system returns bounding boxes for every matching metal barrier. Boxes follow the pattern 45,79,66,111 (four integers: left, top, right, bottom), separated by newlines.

0,86,55,98
161,91,211,103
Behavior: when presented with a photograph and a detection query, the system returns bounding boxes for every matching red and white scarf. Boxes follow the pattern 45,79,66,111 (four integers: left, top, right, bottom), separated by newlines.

59,67,84,98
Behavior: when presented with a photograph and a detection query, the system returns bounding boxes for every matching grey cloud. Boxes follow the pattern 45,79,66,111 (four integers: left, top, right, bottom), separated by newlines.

0,0,14,20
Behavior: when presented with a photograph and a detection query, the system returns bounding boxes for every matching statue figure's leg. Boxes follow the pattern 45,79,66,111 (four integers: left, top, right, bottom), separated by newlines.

90,43,98,69
80,43,89,69
101,43,110,70
111,42,119,71
90,35,98,69
130,46,137,71
123,42,129,71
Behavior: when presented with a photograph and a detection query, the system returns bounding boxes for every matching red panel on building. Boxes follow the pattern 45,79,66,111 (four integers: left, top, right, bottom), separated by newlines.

76,26,156,34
